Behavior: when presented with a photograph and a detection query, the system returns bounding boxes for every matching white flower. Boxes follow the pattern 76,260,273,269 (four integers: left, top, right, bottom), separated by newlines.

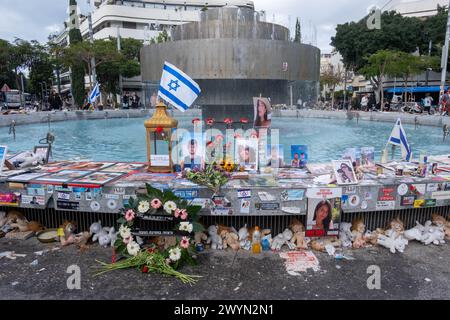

127,241,140,256
169,247,181,262
163,201,177,214
119,225,131,239
138,201,150,213
179,222,193,233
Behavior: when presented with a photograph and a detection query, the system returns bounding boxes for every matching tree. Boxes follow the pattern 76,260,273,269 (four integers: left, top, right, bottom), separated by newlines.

320,64,345,109
359,50,402,105
393,53,440,103
69,27,85,108
294,18,301,43
150,29,171,44
0,39,16,88
331,11,423,71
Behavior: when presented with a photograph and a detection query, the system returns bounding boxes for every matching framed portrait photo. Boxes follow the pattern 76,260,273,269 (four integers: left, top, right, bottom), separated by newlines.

34,145,51,164
253,97,272,129
332,159,358,185
0,145,7,173
235,138,259,171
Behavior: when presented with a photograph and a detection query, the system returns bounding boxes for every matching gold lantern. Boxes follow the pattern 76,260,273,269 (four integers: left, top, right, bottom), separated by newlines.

144,102,178,173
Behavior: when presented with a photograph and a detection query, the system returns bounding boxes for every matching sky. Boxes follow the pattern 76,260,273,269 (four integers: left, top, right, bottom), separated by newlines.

0,0,391,53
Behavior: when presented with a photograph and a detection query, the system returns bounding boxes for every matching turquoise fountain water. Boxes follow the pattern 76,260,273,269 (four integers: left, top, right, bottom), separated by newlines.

1,117,449,162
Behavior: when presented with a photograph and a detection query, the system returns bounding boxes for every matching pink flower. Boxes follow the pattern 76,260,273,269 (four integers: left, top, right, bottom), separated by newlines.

180,209,188,220
165,258,172,264
125,209,136,222
174,208,181,218
151,198,162,209
180,237,190,249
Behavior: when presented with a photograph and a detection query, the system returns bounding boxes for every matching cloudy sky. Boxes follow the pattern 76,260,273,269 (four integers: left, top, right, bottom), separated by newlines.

0,0,390,53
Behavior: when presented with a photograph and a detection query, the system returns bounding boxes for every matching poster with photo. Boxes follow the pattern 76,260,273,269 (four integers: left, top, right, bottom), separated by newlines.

306,188,342,237
72,172,124,185
180,136,205,171
21,195,45,206
235,138,258,171
253,97,272,128
8,172,49,182
360,147,375,167
0,145,7,173
342,148,359,165
5,151,31,169
332,160,358,185
34,145,51,164
63,162,115,171
291,145,308,168
266,145,284,168
101,162,146,173
35,170,92,183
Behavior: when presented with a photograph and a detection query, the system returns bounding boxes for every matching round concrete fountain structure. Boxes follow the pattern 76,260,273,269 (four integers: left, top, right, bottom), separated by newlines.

141,6,320,120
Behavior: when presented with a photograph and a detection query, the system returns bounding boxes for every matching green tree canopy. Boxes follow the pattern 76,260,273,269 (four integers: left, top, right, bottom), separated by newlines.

331,11,423,71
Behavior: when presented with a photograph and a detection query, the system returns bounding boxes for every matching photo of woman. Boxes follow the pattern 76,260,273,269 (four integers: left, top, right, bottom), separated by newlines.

311,200,334,232
332,160,358,185
235,139,258,171
253,97,272,128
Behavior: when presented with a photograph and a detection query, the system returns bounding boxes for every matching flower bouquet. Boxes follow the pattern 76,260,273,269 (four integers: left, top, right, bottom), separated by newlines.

184,164,231,194
95,184,204,284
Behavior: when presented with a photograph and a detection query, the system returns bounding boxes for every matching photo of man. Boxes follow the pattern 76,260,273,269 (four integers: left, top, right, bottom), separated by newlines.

180,139,205,171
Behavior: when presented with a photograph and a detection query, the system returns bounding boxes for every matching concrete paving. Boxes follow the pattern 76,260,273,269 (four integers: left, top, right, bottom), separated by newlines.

0,237,448,300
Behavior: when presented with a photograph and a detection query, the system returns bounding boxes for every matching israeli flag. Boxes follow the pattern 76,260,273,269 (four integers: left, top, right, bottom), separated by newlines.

88,82,100,103
158,62,201,112
388,118,412,161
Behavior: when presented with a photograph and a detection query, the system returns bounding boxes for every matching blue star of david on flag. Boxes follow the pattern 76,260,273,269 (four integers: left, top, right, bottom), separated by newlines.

168,80,180,92
158,62,201,112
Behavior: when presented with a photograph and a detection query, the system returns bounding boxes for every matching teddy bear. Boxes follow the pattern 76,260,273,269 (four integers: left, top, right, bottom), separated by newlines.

289,218,308,250
377,218,408,253
421,220,445,246
432,214,450,240
351,217,366,249
404,222,424,242
59,221,90,248
221,229,240,251
238,224,251,250
9,218,44,233
271,228,293,251
93,227,117,248
309,238,341,252
364,228,384,246
194,231,208,245
206,225,223,250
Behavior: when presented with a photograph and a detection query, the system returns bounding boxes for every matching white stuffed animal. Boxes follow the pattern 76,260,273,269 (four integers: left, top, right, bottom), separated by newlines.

93,227,117,248
238,224,251,250
421,222,445,246
404,222,424,241
339,222,353,248
377,229,408,254
271,228,293,251
19,152,46,168
207,225,223,250
90,221,102,235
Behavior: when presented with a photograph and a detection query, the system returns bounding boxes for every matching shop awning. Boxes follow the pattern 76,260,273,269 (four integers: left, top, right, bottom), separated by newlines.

386,86,449,93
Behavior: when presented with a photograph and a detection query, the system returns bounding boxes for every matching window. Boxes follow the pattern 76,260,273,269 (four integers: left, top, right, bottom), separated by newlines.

123,21,137,29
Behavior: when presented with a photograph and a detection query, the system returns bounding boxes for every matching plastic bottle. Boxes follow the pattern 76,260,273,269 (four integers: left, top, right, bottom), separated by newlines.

252,226,262,254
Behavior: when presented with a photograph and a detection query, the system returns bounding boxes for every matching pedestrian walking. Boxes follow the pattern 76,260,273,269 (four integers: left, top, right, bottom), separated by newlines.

423,93,433,115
